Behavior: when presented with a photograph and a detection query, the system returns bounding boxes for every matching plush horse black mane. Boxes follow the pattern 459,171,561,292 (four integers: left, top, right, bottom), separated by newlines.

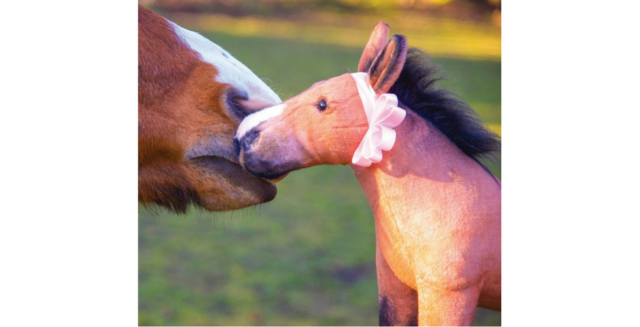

389,48,500,160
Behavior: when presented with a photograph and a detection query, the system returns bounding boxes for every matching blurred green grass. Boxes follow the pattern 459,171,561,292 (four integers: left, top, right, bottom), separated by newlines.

139,23,501,326
167,10,501,61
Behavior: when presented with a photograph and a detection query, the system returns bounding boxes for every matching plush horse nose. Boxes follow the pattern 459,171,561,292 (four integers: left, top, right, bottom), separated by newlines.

234,129,260,157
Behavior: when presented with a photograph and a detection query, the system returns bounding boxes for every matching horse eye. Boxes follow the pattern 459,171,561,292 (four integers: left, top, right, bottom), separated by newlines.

317,99,327,111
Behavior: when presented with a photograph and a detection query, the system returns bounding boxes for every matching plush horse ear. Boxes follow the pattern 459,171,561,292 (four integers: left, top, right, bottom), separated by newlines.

366,34,408,95
358,21,390,73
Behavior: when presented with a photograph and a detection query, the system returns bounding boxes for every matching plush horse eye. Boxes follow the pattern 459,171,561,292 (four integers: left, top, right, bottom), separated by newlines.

317,99,327,111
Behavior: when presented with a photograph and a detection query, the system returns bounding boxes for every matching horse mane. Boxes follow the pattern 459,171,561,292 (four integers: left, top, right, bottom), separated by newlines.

389,48,500,160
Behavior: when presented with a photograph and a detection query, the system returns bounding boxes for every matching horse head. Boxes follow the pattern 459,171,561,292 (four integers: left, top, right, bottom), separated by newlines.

138,5,281,212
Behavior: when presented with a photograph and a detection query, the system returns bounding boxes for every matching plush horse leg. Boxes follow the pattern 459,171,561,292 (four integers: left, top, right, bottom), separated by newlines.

416,281,482,326
376,244,418,326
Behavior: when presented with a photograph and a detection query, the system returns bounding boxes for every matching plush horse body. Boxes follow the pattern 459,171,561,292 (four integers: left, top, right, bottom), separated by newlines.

138,5,281,212
355,107,501,325
234,22,501,325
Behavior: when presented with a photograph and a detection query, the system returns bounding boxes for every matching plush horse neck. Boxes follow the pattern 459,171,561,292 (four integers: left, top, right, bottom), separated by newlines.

349,104,501,324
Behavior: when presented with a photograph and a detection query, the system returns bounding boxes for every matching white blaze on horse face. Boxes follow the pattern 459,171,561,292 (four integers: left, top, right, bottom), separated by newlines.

170,22,281,107
236,104,285,139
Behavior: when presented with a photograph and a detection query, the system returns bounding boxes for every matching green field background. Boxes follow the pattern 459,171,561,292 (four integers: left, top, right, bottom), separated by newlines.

139,5,501,325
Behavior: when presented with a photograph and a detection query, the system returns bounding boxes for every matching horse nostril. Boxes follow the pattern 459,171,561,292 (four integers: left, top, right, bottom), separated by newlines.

241,129,260,153
233,137,241,157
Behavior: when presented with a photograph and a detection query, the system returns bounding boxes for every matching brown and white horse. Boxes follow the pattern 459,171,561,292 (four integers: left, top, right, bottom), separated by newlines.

234,23,501,326
138,5,282,212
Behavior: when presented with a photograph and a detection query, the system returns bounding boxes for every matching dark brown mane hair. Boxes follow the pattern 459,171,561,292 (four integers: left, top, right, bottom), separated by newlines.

389,48,500,160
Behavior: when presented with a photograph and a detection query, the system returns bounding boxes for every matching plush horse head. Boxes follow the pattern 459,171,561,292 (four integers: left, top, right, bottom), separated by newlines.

138,5,282,213
233,22,407,178
234,22,499,180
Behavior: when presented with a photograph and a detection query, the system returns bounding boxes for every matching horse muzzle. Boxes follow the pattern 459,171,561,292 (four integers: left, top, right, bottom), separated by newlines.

234,126,299,183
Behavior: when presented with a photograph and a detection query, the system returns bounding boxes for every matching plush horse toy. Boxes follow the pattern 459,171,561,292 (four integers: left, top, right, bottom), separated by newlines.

234,22,501,326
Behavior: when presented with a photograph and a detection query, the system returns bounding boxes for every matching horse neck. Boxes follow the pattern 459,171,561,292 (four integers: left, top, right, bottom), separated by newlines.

351,108,499,223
